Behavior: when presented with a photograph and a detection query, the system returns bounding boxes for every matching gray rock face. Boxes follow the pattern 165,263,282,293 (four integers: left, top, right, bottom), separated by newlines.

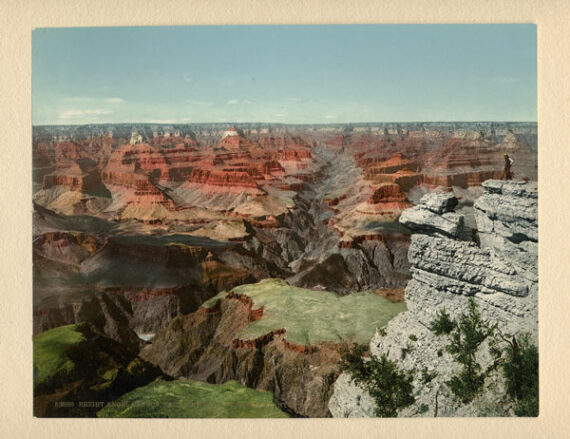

420,191,459,214
329,180,538,418
474,180,538,282
409,234,530,297
399,193,464,238
328,373,376,417
400,206,464,238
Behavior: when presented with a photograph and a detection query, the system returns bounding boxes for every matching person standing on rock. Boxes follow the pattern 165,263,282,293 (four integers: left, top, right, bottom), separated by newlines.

504,153,514,180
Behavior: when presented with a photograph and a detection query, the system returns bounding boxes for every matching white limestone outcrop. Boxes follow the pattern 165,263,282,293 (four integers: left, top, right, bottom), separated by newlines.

329,180,538,417
399,191,464,238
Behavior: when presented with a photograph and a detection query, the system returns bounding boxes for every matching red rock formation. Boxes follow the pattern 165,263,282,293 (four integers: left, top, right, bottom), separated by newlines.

375,287,405,303
231,328,286,350
414,133,513,188
423,134,494,170
278,149,312,161
225,291,255,307
262,160,286,174
33,142,55,168
188,169,260,189
125,143,171,179
276,182,305,192
326,134,347,147
37,129,323,223
282,339,317,354
221,134,251,150
128,183,173,205
255,135,309,151
324,194,348,207
364,153,418,176
49,137,113,168
222,291,264,321
151,136,198,148
54,141,82,162
422,170,505,188
351,135,379,151
346,183,412,218
42,173,85,191
215,151,252,161
220,165,266,180
198,300,222,314
102,143,171,185
230,325,317,355
152,143,201,181
103,147,179,215
369,168,423,192
249,306,264,322
369,183,409,204
42,160,108,195
248,215,280,229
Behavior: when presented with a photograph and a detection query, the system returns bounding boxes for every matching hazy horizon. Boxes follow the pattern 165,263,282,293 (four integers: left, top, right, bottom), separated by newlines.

33,24,537,125
32,120,538,128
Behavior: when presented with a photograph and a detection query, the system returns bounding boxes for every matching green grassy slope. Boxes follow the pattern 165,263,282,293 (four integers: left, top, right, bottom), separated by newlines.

203,278,406,345
97,378,289,418
33,324,85,386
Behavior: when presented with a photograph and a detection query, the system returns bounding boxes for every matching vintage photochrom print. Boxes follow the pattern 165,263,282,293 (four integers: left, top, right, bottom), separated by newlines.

32,25,537,418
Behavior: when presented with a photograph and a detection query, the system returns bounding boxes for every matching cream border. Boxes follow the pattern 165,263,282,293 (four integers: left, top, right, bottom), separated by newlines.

1,0,568,437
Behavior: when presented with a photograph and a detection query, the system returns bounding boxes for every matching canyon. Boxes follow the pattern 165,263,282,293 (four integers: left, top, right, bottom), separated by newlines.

32,122,538,417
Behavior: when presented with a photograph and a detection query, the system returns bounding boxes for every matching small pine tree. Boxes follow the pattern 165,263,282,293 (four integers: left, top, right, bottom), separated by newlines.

430,300,539,415
420,367,438,384
431,298,496,404
500,334,539,416
341,346,415,417
430,309,455,335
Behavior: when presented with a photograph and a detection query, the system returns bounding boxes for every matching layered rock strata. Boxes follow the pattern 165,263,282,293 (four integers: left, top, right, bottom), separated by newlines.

399,192,464,238
329,180,538,417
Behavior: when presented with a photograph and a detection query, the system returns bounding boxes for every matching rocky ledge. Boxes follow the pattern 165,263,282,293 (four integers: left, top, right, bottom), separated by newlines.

329,180,538,417
399,191,464,238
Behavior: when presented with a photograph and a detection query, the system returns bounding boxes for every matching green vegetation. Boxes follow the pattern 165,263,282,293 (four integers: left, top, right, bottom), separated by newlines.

431,299,538,415
203,279,406,345
33,324,85,386
499,334,539,416
430,299,496,404
420,367,438,384
341,345,415,417
429,309,455,335
97,378,289,418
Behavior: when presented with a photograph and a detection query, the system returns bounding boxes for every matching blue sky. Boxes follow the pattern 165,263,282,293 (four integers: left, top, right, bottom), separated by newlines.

32,25,536,125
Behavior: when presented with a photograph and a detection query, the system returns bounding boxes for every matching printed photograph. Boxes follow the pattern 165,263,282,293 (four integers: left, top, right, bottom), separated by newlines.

32,24,537,418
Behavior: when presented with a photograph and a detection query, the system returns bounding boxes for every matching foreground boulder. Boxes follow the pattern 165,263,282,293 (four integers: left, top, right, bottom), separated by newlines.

399,191,464,238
